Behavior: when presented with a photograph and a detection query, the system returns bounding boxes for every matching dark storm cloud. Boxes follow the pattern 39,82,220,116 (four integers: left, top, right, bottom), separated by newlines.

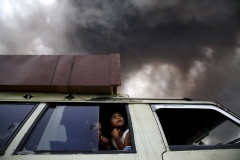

0,0,240,114
66,0,239,65
65,0,240,114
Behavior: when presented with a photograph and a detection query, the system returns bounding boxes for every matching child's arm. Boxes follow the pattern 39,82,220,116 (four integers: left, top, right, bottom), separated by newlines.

112,128,125,150
124,132,131,147
112,129,131,150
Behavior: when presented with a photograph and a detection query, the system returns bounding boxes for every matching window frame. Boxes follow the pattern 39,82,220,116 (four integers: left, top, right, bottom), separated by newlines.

14,102,136,155
151,104,240,151
0,102,38,155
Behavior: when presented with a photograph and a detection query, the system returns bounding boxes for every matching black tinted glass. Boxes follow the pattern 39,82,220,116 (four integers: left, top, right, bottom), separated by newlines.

156,109,240,146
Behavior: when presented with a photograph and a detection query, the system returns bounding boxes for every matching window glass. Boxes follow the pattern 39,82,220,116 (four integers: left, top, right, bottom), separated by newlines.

0,104,35,150
156,109,240,148
21,105,99,152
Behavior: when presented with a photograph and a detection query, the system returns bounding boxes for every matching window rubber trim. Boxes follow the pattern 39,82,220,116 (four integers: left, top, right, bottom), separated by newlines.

169,143,240,151
126,104,137,153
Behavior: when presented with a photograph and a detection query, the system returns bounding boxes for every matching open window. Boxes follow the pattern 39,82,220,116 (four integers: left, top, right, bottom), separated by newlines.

15,103,135,154
0,103,37,155
152,104,240,151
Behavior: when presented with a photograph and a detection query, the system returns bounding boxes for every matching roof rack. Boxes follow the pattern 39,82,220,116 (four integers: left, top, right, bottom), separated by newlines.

0,54,121,94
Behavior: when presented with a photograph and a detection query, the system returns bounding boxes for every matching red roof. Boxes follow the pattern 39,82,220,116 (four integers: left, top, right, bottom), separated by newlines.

0,54,121,94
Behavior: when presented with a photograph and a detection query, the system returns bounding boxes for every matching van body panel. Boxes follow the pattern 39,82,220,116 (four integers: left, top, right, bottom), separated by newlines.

0,93,239,160
129,104,165,160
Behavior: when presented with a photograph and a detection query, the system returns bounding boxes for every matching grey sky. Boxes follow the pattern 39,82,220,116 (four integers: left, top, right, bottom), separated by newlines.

0,0,240,115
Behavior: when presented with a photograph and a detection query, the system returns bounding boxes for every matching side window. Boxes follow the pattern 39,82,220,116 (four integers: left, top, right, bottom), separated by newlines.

155,108,240,150
0,103,36,154
16,104,135,154
19,105,99,152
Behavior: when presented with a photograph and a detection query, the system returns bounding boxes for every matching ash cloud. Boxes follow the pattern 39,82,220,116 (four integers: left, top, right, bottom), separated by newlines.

0,0,240,114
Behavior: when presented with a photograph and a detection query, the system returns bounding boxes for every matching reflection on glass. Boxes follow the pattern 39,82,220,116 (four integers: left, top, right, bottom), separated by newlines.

0,104,35,150
22,105,99,151
201,120,240,145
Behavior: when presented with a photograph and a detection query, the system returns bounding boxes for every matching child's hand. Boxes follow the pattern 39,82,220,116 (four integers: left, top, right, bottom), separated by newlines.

101,136,109,144
99,136,111,150
99,135,109,145
111,128,120,138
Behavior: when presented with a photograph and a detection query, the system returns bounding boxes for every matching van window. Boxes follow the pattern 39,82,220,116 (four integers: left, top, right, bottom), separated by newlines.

155,108,240,150
21,105,99,152
0,103,36,153
16,104,135,154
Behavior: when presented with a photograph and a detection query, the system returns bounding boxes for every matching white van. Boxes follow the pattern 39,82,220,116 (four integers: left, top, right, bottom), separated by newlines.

0,92,240,160
0,54,240,159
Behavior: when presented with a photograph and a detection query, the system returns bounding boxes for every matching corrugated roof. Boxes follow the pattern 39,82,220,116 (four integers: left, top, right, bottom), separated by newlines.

0,54,121,94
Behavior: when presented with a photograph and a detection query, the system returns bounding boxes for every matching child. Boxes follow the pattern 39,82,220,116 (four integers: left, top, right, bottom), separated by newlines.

110,111,131,150
98,122,111,150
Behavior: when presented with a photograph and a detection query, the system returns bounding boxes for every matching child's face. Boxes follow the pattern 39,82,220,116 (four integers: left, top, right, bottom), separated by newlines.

97,122,103,136
111,113,125,128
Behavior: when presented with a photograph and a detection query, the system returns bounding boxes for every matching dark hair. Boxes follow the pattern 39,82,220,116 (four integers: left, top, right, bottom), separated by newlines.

110,108,126,120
